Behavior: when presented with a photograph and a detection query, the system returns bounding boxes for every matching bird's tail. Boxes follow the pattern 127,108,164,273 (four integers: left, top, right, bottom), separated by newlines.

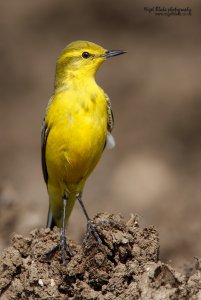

47,206,57,229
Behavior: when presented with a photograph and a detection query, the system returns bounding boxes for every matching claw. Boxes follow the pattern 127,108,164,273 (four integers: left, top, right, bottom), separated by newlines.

76,192,103,245
87,219,102,243
44,238,74,264
83,219,103,246
60,234,74,263
44,243,60,260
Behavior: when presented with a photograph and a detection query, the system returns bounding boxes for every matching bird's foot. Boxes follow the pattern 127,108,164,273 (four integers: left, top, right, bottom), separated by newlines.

60,234,74,264
44,243,60,260
83,219,102,245
44,235,74,264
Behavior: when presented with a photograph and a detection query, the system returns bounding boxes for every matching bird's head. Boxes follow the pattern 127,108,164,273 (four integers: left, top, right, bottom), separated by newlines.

54,40,125,90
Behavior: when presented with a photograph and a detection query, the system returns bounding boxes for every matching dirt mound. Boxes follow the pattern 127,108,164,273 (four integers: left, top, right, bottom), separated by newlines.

0,213,200,299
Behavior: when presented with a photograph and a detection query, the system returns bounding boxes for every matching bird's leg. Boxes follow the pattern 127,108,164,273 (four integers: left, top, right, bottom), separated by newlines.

60,192,68,264
45,193,73,263
76,192,102,244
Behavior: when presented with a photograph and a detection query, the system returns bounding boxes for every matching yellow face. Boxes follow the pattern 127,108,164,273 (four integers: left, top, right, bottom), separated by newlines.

56,41,107,77
55,40,125,90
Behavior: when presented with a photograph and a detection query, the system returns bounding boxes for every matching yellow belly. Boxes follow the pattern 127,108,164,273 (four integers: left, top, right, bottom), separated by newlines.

45,89,107,193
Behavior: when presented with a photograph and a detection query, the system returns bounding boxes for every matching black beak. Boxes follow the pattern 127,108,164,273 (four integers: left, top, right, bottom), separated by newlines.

100,50,126,58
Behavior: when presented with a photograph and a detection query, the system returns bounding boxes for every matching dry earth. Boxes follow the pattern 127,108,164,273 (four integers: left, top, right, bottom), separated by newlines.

0,213,200,299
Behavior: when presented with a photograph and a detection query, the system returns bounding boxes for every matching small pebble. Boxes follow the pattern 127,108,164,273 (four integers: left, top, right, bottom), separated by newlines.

38,279,44,287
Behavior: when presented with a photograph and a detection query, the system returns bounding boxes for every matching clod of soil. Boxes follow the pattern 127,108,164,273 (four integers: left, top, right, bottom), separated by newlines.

0,213,200,299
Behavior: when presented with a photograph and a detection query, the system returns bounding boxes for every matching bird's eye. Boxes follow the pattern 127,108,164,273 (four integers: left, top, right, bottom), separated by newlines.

82,52,90,59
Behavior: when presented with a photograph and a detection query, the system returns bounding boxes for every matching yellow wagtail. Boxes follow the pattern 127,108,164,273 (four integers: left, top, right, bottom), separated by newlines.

41,41,125,261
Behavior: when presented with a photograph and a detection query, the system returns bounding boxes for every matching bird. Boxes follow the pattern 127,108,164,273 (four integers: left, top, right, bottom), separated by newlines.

41,40,125,262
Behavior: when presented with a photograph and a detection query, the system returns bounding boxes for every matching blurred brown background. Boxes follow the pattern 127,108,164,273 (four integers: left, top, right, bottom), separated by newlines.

0,0,200,268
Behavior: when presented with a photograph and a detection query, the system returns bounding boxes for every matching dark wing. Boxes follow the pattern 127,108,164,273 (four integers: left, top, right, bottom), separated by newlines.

41,120,56,228
41,96,54,184
41,119,49,184
104,94,115,149
105,93,114,133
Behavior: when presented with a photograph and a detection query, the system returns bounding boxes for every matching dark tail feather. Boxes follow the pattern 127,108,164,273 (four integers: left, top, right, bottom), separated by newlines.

47,206,57,230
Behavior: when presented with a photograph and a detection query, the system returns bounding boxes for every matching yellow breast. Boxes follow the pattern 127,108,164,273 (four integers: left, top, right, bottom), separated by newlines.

45,86,107,188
